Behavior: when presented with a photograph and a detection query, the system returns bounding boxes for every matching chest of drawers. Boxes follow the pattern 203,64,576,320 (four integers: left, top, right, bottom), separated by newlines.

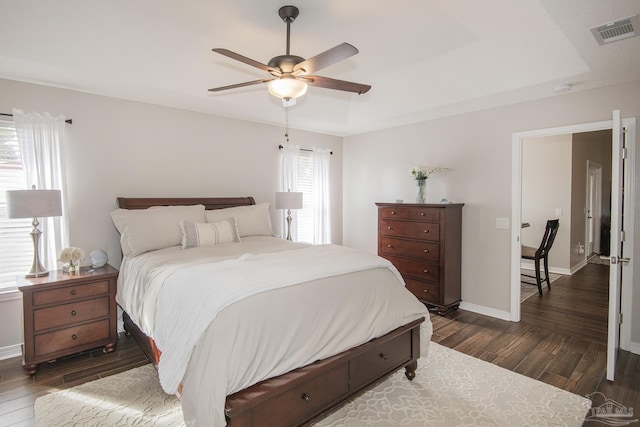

376,203,463,314
18,264,119,375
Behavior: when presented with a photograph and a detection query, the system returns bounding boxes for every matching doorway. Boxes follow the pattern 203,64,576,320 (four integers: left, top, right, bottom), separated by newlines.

510,117,635,356
586,161,603,258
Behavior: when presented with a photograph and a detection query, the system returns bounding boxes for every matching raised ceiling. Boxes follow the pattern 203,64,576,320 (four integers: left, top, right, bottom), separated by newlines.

1,0,639,136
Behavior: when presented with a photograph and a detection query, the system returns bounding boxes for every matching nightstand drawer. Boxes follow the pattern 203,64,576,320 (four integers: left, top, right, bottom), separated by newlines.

380,219,440,241
380,237,439,262
404,278,440,302
34,319,111,357
32,280,109,306
385,255,439,283
33,297,110,332
379,207,440,221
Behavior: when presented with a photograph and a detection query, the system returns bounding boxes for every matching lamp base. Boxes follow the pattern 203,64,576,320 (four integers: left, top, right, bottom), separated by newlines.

25,220,49,278
285,209,293,241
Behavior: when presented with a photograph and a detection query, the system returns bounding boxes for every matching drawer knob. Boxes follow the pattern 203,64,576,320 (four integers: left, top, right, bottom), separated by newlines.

380,353,388,360
391,211,396,215
387,244,392,248
387,226,392,230
302,393,311,402
70,289,77,296
423,249,430,254
71,334,77,340
420,212,425,216
71,310,77,316
423,269,429,273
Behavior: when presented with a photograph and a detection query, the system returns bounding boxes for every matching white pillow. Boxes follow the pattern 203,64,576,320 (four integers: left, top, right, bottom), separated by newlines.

180,218,240,249
204,202,273,237
111,204,206,256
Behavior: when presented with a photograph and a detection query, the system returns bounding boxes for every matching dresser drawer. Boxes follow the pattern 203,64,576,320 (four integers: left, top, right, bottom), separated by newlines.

251,362,349,426
34,319,111,357
33,297,110,332
385,256,439,283
32,280,110,306
404,278,440,303
380,219,440,241
379,207,440,221
350,330,412,391
380,237,439,262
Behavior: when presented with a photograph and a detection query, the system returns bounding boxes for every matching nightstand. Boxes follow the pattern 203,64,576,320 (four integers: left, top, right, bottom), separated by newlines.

18,264,119,375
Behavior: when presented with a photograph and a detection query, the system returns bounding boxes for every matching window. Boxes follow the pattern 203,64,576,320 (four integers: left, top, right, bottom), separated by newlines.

0,120,31,289
296,151,314,243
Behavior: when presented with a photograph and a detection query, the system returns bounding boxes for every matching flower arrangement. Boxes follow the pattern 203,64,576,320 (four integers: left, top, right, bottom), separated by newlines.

58,247,85,273
409,164,450,181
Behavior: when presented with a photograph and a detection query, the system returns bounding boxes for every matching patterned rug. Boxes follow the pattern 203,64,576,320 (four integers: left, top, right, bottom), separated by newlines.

34,343,591,427
520,269,562,302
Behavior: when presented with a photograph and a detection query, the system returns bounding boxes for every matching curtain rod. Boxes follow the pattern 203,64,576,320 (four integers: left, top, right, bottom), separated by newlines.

278,144,333,155
0,112,72,125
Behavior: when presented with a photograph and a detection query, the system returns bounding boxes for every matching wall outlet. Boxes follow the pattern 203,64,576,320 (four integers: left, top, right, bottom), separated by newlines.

496,218,510,229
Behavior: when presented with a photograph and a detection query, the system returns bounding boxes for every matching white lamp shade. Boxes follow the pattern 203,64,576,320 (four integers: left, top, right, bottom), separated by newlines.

268,76,308,99
6,189,62,218
275,192,303,210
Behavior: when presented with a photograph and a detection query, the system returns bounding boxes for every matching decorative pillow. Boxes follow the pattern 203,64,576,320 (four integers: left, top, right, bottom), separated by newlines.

110,204,206,257
180,218,240,249
204,202,273,237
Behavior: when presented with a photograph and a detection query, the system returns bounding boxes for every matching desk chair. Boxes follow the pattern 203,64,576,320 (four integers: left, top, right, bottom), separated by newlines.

521,219,560,295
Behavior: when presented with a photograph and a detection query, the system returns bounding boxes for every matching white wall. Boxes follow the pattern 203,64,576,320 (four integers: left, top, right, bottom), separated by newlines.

0,78,343,357
521,134,571,272
343,79,640,344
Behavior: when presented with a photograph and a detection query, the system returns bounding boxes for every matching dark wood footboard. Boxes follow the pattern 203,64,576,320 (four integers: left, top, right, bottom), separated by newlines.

123,312,423,426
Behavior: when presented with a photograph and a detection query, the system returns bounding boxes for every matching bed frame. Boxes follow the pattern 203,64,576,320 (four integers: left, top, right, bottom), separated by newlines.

117,196,424,426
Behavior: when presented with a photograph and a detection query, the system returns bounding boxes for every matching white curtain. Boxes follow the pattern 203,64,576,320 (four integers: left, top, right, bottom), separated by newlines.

313,147,331,244
280,144,300,240
12,108,70,270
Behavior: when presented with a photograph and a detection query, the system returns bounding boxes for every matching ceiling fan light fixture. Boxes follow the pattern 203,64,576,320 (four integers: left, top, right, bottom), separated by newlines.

268,76,308,100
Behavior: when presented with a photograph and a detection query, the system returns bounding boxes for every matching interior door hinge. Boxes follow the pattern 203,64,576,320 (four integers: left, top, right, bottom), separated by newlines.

619,312,623,324
622,147,627,159
621,230,626,242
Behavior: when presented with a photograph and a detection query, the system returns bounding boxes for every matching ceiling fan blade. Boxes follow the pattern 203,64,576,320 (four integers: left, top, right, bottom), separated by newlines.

208,78,274,92
302,75,371,95
293,43,359,75
212,48,280,74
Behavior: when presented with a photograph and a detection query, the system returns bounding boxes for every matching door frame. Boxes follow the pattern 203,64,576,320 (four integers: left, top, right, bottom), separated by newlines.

510,118,635,353
586,160,603,258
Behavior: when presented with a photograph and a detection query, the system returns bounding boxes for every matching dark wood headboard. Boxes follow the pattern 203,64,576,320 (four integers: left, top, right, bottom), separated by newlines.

117,197,256,210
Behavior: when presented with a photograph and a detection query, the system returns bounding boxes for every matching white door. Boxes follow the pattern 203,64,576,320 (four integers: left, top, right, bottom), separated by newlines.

607,110,626,381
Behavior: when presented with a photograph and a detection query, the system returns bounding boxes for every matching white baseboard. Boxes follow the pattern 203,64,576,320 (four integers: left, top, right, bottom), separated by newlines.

627,341,640,355
0,343,22,361
459,301,512,321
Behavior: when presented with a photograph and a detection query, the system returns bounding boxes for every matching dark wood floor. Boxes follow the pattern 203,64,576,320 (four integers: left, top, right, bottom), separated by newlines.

0,262,638,426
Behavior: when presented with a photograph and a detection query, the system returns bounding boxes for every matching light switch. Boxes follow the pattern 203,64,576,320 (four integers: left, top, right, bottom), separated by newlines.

556,208,563,216
496,218,509,229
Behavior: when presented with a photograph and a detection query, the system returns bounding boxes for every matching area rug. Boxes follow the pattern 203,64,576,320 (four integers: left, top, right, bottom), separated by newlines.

520,269,562,302
34,343,591,427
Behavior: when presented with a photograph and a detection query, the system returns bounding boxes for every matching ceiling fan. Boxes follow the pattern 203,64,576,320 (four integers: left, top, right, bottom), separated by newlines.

208,5,371,102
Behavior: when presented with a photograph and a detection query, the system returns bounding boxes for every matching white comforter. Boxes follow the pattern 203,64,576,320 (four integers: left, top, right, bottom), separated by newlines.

117,237,431,426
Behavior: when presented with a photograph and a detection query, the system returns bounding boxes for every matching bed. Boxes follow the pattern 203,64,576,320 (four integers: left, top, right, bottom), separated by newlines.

112,196,431,426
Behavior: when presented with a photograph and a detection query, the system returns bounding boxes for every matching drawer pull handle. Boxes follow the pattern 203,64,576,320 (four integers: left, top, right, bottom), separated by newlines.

420,212,425,216
380,353,388,360
71,334,77,340
70,290,77,296
387,244,392,248
423,269,429,273
424,229,429,233
71,310,77,316
387,226,392,230
391,211,396,215
424,289,429,293
302,393,311,402
423,249,430,254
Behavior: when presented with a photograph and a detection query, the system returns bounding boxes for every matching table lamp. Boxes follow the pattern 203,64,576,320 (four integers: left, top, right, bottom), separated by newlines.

275,191,303,241
6,186,62,277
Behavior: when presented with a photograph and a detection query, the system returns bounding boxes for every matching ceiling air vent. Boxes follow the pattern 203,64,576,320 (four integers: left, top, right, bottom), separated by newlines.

591,15,639,45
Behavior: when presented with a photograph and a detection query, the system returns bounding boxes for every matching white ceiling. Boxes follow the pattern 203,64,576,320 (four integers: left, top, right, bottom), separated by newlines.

1,0,639,136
